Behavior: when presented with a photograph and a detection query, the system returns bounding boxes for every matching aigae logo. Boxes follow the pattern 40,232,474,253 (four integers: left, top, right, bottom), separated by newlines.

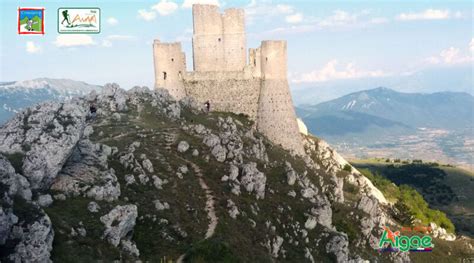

378,226,433,252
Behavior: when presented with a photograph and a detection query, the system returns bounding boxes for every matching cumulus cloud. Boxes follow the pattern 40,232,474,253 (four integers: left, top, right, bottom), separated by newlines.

182,0,219,8
396,9,452,21
107,17,119,25
292,60,387,83
152,0,178,15
286,13,303,24
53,35,95,47
276,4,294,14
138,9,157,21
101,35,135,47
426,45,472,65
318,10,360,26
260,10,386,36
26,41,41,53
245,1,303,25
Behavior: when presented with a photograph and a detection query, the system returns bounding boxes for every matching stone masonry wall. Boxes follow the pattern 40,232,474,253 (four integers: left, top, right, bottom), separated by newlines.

153,40,187,100
183,71,260,119
154,5,305,155
192,5,246,72
257,41,305,155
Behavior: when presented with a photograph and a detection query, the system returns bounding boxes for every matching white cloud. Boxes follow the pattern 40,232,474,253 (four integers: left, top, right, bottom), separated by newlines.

276,4,294,14
182,0,219,9
396,9,451,21
107,35,135,40
245,2,301,25
470,38,474,53
152,0,178,16
26,41,41,53
101,35,135,47
426,46,472,65
286,13,303,24
101,40,112,47
53,35,95,47
107,17,119,25
138,9,157,21
260,10,386,36
369,17,388,24
292,60,387,83
318,10,362,27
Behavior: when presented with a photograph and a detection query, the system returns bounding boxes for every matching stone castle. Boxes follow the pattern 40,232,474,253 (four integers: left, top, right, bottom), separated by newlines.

153,4,304,155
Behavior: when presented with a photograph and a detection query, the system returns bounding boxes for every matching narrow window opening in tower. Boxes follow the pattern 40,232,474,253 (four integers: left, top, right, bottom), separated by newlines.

163,72,167,80
218,38,221,42
266,57,268,62
254,59,256,66
171,58,174,62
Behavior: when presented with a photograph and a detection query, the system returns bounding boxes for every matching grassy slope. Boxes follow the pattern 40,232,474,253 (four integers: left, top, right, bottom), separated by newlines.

41,98,397,262
5,96,472,262
352,159,474,238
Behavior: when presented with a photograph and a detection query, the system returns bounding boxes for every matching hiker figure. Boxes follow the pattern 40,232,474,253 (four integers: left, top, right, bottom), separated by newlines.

61,10,71,26
26,19,37,31
204,100,210,113
89,103,97,119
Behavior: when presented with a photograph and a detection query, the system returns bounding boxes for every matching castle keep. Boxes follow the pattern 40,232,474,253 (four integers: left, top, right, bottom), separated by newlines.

153,4,304,155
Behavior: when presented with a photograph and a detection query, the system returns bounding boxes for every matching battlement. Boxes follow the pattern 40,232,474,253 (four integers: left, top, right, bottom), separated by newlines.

153,4,305,155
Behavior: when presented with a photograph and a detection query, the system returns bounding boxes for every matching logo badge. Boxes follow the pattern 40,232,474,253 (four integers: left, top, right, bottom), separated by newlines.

377,226,433,253
58,8,100,34
18,7,45,35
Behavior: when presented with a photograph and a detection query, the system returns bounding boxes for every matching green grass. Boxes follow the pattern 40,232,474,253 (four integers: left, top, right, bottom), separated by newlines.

184,238,240,263
358,167,455,233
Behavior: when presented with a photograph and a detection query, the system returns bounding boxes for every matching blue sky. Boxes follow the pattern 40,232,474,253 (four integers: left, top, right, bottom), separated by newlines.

0,0,472,92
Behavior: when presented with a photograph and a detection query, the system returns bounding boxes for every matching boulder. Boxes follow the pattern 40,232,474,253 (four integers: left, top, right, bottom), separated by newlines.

9,214,54,263
100,205,138,247
325,233,349,262
240,162,266,200
285,162,297,186
0,207,18,245
88,201,100,213
37,194,53,207
177,141,190,153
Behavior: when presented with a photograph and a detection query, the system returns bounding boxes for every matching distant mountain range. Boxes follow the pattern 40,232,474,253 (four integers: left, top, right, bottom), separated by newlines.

0,78,101,124
291,65,473,105
297,87,474,137
296,87,474,166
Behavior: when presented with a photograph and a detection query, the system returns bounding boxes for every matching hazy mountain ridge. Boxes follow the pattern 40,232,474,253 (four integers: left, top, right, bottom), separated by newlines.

296,87,474,167
291,65,473,106
299,87,474,130
0,78,101,124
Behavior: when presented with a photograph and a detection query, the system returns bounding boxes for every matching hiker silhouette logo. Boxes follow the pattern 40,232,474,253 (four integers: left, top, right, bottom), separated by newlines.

18,7,45,35
57,8,100,34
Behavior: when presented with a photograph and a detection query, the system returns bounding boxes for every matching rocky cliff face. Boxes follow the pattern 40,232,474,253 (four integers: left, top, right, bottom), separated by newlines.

0,83,461,262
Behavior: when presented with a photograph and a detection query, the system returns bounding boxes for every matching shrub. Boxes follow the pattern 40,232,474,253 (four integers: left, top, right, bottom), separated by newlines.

185,238,239,263
359,168,455,233
343,164,352,172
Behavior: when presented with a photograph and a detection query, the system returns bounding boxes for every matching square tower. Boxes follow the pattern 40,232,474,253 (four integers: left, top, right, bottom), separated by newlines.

192,5,246,72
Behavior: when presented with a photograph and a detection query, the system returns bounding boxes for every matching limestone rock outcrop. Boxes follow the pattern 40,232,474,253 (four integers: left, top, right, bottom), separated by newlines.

100,204,138,247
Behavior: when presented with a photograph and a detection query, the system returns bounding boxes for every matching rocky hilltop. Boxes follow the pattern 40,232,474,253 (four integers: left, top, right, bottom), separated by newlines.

0,84,471,262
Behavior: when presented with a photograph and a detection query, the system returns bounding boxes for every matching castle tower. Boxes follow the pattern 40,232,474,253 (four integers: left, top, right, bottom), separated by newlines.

249,47,262,77
153,40,187,100
257,40,305,155
192,5,246,72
